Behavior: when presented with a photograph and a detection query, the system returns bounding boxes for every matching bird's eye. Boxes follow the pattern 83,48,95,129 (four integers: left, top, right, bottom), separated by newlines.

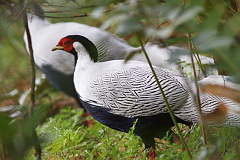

64,41,70,45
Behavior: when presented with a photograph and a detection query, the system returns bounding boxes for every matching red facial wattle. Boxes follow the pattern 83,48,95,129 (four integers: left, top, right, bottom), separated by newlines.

57,38,75,52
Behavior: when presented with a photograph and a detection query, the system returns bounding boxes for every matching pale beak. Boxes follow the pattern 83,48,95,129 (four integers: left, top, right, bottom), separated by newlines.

51,46,64,51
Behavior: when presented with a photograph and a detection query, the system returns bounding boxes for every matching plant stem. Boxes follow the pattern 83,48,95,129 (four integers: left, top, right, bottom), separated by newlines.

20,0,35,115
187,33,207,146
0,135,6,160
20,0,42,159
137,35,192,160
191,44,207,78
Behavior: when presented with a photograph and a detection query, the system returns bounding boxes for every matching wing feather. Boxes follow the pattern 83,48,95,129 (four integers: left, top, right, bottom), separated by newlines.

87,65,189,117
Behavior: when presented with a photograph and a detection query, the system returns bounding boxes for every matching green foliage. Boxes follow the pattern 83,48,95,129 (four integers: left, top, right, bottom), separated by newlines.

0,10,29,95
0,105,49,160
26,108,143,159
1,0,240,159
206,127,240,160
23,108,240,159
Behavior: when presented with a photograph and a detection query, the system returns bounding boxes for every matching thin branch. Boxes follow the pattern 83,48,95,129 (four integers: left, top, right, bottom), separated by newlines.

42,9,88,13
0,135,6,160
32,129,42,160
42,5,96,13
42,3,84,8
137,34,192,160
32,6,115,19
192,53,207,78
187,33,207,146
20,0,42,159
21,3,35,115
226,0,239,13
34,12,89,18
190,41,208,78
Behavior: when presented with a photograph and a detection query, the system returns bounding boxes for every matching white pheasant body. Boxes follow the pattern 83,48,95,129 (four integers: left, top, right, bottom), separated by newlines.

24,14,139,74
72,41,240,127
24,14,140,99
53,35,240,150
74,58,189,118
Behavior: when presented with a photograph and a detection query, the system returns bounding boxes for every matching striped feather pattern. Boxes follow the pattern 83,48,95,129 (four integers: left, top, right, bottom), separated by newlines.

174,93,240,127
173,75,240,127
73,40,240,127
79,63,189,118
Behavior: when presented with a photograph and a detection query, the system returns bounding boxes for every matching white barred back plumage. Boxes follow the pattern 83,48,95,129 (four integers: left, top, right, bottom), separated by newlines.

85,64,189,117
68,38,240,127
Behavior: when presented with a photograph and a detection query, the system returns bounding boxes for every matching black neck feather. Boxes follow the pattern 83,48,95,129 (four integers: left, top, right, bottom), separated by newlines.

66,35,98,64
69,49,78,66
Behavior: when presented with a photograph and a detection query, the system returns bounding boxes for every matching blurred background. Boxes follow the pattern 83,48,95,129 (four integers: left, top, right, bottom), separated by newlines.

0,0,240,159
